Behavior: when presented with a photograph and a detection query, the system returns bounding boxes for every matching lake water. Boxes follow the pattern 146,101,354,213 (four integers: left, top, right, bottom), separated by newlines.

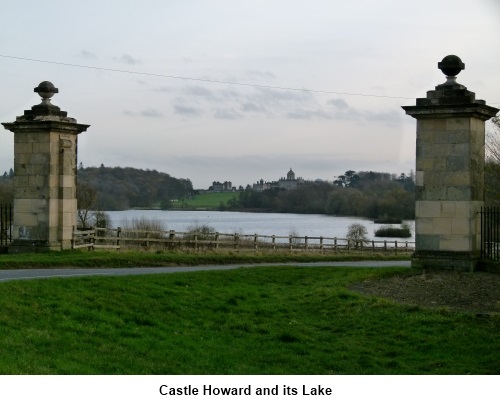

106,210,415,242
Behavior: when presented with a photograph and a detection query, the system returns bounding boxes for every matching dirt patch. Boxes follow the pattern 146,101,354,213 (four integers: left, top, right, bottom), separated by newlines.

350,270,500,314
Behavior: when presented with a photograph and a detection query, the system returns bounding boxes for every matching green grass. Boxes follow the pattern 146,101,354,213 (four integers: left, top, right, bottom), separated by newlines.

0,249,411,269
0,264,497,374
172,192,239,210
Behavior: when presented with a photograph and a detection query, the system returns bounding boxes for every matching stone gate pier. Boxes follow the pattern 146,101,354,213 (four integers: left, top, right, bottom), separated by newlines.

403,56,499,271
2,82,89,252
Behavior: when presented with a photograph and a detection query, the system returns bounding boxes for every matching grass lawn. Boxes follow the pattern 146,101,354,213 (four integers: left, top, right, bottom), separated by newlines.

0,264,497,374
172,192,238,210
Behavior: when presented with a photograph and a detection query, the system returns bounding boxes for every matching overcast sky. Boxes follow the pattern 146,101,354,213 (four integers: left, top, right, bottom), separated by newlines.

1,0,499,189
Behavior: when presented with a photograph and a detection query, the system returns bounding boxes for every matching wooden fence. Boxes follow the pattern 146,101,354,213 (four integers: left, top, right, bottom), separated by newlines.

72,226,415,254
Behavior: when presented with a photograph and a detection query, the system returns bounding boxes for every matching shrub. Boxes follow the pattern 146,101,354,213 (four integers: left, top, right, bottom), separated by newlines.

375,222,412,238
120,217,166,242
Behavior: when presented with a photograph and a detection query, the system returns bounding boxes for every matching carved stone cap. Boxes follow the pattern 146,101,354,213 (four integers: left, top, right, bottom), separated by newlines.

1,81,90,133
402,55,499,118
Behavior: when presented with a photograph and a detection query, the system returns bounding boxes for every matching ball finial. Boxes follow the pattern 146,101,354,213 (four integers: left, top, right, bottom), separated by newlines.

34,81,59,104
438,55,465,77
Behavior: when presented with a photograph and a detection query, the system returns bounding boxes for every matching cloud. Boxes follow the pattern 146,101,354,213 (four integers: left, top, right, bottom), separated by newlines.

140,108,163,118
79,49,98,59
173,104,203,117
115,54,141,65
182,85,216,99
213,108,242,120
328,98,349,109
241,101,267,113
325,98,401,125
245,70,276,81
287,108,332,120
123,109,164,118
253,87,313,105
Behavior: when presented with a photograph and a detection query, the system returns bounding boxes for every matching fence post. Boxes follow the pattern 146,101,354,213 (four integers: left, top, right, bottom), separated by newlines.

384,240,387,252
254,234,258,251
234,233,239,250
372,240,375,252
215,232,219,250
272,235,276,251
394,240,398,254
334,237,337,250
169,230,175,249
347,239,351,251
117,227,122,247
71,225,76,249
304,236,308,251
320,236,324,253
289,235,293,252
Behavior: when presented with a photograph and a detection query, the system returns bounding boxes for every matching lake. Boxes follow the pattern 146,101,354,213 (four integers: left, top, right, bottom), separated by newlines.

105,210,415,242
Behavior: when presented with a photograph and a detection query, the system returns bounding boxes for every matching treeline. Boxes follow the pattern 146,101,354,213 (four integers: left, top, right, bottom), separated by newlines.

0,170,13,204
232,171,416,220
77,165,193,210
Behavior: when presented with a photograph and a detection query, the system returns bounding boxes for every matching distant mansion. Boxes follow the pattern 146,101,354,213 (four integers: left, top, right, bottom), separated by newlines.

209,168,304,193
252,168,304,191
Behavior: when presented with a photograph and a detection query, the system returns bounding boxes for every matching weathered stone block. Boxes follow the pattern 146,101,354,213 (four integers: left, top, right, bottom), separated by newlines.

433,217,452,235
451,218,471,235
416,234,440,250
433,131,449,144
59,175,74,188
446,186,471,201
416,218,434,234
446,156,466,171
15,142,32,154
449,130,469,143
440,202,456,217
416,171,424,187
416,201,441,218
440,235,471,251
418,119,446,131
446,118,470,130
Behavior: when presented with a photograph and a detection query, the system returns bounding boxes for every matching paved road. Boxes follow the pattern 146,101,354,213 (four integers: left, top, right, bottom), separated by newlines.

0,261,411,282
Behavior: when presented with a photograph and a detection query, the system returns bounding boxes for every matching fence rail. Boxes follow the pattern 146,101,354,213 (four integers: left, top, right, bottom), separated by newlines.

72,226,415,254
0,204,12,246
480,207,500,261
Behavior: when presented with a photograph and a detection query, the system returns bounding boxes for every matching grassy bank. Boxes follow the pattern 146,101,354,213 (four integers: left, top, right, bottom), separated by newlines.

0,264,497,374
0,249,411,270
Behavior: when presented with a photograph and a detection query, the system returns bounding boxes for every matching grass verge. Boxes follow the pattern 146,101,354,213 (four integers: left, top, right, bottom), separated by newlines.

0,265,497,374
0,249,410,270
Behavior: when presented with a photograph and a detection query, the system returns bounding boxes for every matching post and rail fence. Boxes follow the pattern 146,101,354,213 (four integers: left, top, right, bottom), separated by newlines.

72,226,415,254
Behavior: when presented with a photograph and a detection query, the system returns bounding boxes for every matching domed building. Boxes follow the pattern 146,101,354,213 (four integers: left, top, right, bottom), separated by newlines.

252,168,303,191
278,168,302,190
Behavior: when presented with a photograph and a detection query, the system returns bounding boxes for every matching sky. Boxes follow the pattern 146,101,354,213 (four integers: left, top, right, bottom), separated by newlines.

0,0,499,189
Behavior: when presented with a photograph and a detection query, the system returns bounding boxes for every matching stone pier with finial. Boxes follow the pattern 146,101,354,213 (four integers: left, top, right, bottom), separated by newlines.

403,55,499,271
2,81,89,252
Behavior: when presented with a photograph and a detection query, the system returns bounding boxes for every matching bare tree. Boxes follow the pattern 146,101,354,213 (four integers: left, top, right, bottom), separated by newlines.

485,115,500,205
346,223,369,249
77,181,98,228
